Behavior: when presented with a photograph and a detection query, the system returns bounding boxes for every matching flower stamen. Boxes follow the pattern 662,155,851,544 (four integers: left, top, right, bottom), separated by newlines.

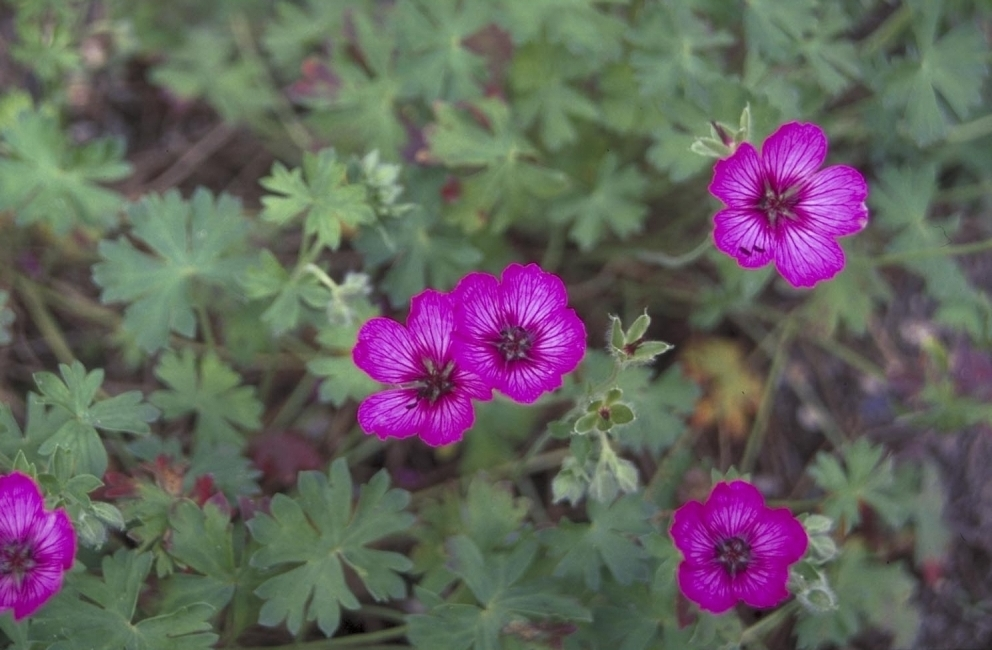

715,536,751,578
495,324,533,362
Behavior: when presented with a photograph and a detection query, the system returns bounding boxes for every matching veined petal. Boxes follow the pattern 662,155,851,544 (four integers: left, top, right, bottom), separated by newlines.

10,563,65,620
734,561,792,609
677,563,737,614
500,264,568,328
418,393,477,447
671,501,720,566
408,290,455,361
713,208,775,269
775,222,845,288
709,143,764,207
452,271,502,343
451,366,494,403
795,165,869,237
357,389,425,440
761,122,826,193
747,507,809,564
30,510,77,570
353,318,421,384
703,481,764,539
0,473,43,541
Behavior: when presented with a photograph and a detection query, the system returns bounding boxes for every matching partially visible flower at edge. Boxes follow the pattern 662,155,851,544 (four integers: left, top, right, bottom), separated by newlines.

451,263,587,404
709,121,868,288
352,289,492,446
670,480,808,614
0,472,76,620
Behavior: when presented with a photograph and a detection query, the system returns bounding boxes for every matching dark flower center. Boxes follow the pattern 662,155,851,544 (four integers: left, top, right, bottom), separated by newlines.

0,541,37,585
410,359,456,407
758,181,801,226
715,536,751,578
496,324,533,362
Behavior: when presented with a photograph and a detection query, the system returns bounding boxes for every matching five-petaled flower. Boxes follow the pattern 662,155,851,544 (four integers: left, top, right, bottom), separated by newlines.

353,289,492,446
451,263,586,404
0,472,76,620
670,480,808,613
709,122,868,288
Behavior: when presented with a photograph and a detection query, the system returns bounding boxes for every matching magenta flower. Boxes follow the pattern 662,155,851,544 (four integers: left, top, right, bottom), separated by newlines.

0,472,76,620
670,480,808,613
709,122,868,288
353,289,492,446
451,263,586,404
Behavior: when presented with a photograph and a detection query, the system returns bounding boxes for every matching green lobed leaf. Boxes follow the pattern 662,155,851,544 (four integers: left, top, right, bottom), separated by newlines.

162,500,238,612
0,109,130,234
150,27,277,123
33,549,218,650
549,153,647,251
407,537,591,650
794,539,918,649
259,148,376,252
150,349,262,452
495,0,627,65
394,0,490,101
353,208,483,306
808,438,911,534
424,99,570,232
880,10,989,145
509,41,600,151
92,188,252,352
33,361,159,477
247,458,414,636
539,494,653,590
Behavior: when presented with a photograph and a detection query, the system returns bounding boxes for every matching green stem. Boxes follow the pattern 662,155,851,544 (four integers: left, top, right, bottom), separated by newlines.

741,320,795,473
268,373,319,430
354,606,407,625
810,336,885,379
946,113,992,143
739,601,799,647
858,3,912,57
634,237,711,269
874,237,992,266
229,13,313,152
196,301,216,350
541,225,566,273
239,625,408,649
15,275,76,366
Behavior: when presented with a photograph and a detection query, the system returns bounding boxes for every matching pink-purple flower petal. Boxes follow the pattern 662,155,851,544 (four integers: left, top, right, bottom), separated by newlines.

678,563,738,614
775,224,846,288
353,318,421,384
670,480,808,614
708,121,868,288
407,290,455,361
710,143,764,207
352,289,491,446
0,472,76,621
713,208,776,268
761,122,827,192
795,165,869,236
452,263,586,404
357,389,426,441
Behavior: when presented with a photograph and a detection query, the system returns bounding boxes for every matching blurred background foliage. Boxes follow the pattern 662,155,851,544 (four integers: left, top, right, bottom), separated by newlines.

1,0,992,648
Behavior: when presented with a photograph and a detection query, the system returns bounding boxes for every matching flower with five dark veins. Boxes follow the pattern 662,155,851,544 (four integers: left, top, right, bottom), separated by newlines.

451,263,586,404
0,472,76,620
670,480,808,613
709,122,868,288
352,289,492,446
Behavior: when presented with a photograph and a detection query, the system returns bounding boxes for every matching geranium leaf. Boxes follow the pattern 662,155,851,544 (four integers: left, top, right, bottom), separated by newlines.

92,188,252,352
247,459,414,636
150,349,262,452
